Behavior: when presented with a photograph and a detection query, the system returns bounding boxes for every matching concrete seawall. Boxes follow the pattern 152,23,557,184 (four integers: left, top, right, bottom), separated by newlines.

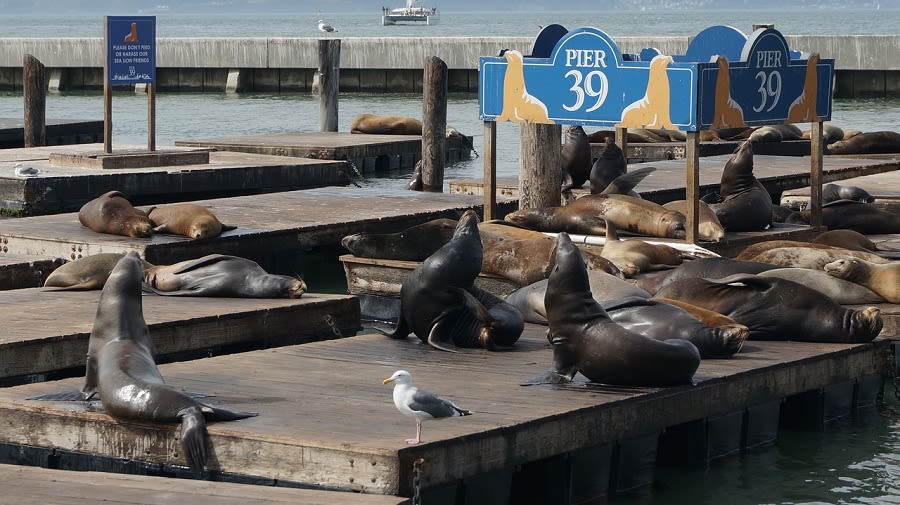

0,36,896,97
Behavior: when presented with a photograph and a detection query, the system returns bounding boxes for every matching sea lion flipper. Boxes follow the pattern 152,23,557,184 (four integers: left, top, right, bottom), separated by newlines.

520,370,574,386
426,318,462,353
179,406,208,476
27,390,93,401
601,166,657,195
169,255,231,274
220,223,237,232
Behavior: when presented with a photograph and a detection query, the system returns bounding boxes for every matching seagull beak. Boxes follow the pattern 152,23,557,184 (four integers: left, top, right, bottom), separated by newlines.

382,378,394,384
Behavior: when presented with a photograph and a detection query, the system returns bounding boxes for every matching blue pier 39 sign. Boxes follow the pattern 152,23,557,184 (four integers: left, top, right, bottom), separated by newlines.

478,24,833,132
106,16,156,85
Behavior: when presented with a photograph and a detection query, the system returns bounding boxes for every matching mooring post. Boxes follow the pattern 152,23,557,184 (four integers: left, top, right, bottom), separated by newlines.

23,53,46,147
519,123,562,209
421,56,448,192
317,39,341,132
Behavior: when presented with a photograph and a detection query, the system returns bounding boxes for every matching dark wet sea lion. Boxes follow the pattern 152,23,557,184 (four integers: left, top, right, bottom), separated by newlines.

385,209,524,350
785,200,900,234
632,257,778,295
350,113,422,135
662,200,725,242
704,140,772,232
822,183,875,204
78,190,153,238
588,137,626,194
525,232,700,386
561,125,592,191
44,252,155,290
824,257,900,303
143,254,307,298
599,166,656,197
30,252,258,476
826,131,900,155
655,274,883,343
147,203,235,240
341,218,458,261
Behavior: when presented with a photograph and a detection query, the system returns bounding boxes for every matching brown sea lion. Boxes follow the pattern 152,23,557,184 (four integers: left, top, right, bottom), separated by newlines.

523,232,700,386
662,200,725,242
30,252,258,476
702,140,772,232
759,267,885,304
561,125,592,191
147,203,234,240
736,240,890,269
478,220,552,243
78,191,153,238
655,274,883,343
505,193,686,239
143,254,306,298
651,296,744,329
786,200,900,235
599,218,682,277
811,229,879,252
43,252,155,290
801,123,845,145
824,257,900,303
481,238,622,286
341,218,458,261
350,113,422,135
826,131,900,155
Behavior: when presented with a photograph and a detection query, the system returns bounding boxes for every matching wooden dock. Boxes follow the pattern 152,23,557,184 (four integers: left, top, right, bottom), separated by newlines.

781,169,900,211
0,118,103,149
449,154,900,205
0,187,518,275
5,464,409,505
175,131,475,175
0,143,352,216
0,253,64,290
602,139,811,163
0,325,888,499
0,289,359,384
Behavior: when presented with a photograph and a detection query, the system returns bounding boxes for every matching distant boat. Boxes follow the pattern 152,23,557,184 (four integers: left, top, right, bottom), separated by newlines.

382,0,439,26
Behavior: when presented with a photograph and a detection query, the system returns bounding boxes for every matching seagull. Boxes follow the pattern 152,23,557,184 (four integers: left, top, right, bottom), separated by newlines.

14,162,38,177
317,19,336,33
383,370,471,445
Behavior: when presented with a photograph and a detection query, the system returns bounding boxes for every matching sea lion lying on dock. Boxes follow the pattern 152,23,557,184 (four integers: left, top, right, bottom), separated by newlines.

143,254,307,298
44,252,155,290
147,203,235,240
78,190,153,238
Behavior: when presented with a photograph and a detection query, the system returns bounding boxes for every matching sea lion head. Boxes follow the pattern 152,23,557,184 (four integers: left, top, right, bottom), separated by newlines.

285,276,308,298
847,306,883,342
189,218,222,240
823,258,856,279
125,217,154,238
657,210,687,239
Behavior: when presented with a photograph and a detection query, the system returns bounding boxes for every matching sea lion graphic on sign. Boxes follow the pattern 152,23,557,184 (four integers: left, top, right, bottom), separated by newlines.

618,54,676,130
496,49,554,124
787,53,820,123
710,56,746,129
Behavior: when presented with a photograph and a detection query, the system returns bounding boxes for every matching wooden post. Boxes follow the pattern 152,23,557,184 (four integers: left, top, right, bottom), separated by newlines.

317,39,340,132
147,83,156,151
684,131,701,244
809,121,824,227
614,126,628,160
519,123,562,210
483,121,497,220
23,54,46,148
103,17,112,154
421,56,447,192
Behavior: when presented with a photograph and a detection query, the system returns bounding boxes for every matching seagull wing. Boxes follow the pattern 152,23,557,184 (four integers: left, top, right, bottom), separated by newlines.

407,388,470,419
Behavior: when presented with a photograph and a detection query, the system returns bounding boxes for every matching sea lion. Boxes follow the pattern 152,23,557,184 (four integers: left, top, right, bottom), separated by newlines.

811,229,879,252
822,183,875,204
801,123,846,145
824,257,900,303
147,203,234,240
599,218,682,277
758,267,885,304
524,232,700,386
785,200,900,234
662,200,725,242
350,113,422,135
143,254,307,298
481,238,622,286
478,220,552,243
588,138,626,194
747,124,804,143
736,240,890,269
618,54,676,130
43,252,154,290
632,257,778,295
586,129,667,144
655,274,883,343
78,190,153,238
703,140,772,232
407,160,423,191
505,193,686,239
652,296,744,330
341,218,458,261
496,49,552,124
826,131,900,155
95,252,257,476
384,209,524,351
561,125,592,191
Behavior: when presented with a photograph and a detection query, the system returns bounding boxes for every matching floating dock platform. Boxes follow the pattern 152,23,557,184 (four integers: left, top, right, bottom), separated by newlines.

0,118,103,149
0,253,64,290
0,289,359,384
0,326,888,501
781,169,900,211
602,138,812,163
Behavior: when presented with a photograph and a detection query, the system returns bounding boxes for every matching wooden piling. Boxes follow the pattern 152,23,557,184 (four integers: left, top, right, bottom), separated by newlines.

317,39,341,133
519,123,562,209
23,54,46,148
421,56,447,192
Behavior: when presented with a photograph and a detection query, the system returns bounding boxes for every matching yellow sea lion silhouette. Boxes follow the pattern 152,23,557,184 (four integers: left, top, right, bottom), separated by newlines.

496,49,553,124
787,53,820,124
618,54,676,130
710,56,746,129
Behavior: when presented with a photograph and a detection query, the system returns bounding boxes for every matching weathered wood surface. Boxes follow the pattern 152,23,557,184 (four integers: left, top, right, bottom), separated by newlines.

49,148,211,169
449,154,900,205
0,143,351,216
590,138,813,163
4,464,409,505
0,187,517,273
421,56,448,192
0,325,888,495
0,288,359,381
781,169,900,211
0,118,103,149
23,54,46,148
0,253,64,290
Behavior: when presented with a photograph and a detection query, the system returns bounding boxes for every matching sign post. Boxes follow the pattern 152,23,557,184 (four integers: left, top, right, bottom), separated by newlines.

103,15,156,153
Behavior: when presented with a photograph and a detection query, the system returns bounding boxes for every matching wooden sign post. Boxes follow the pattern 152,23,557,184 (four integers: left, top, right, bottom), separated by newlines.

104,16,157,153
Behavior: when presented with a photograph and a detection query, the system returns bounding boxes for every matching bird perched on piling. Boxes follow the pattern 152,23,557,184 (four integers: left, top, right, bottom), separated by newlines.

317,19,336,33
383,370,471,445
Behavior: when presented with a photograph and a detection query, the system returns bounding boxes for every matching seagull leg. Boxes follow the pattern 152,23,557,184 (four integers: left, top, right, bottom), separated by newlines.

406,419,422,445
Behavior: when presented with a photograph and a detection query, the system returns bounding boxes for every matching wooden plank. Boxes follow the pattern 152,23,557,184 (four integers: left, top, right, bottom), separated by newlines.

0,325,888,495
2,464,409,505
0,288,360,381
0,187,519,274
49,148,212,169
0,254,64,290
